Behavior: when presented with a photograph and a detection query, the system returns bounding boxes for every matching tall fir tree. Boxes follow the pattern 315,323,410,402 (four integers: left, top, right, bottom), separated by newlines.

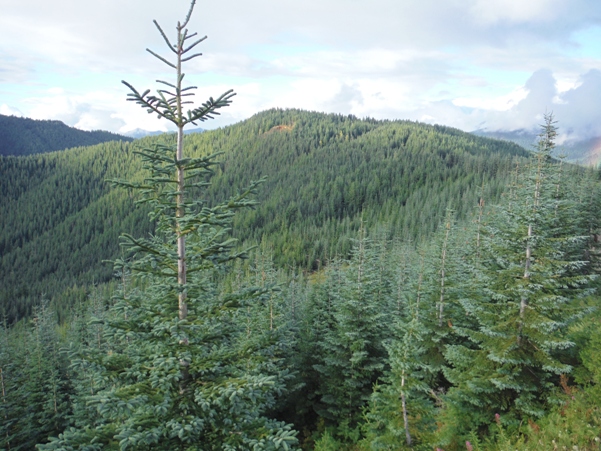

441,114,596,444
40,2,297,449
363,246,438,450
311,224,391,440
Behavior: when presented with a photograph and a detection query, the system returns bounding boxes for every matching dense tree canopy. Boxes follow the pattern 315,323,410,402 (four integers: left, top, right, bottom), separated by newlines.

0,114,132,156
0,110,600,450
0,109,529,323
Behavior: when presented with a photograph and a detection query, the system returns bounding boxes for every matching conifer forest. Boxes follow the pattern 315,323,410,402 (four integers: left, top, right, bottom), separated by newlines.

1,2,601,450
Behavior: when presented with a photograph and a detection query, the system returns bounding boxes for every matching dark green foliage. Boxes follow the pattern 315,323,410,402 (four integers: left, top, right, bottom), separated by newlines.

39,2,298,448
205,109,528,268
362,253,437,450
440,115,597,444
0,109,529,323
300,228,393,442
0,114,132,156
0,304,73,450
0,141,152,323
361,215,469,450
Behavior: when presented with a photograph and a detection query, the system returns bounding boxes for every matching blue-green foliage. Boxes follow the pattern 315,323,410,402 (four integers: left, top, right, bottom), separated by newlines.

440,115,597,444
0,304,72,450
37,139,297,450
363,276,437,449
306,228,392,440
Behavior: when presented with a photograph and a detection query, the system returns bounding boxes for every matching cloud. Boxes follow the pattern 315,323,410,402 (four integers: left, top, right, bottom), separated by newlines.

0,0,599,138
22,90,128,132
430,69,601,142
0,56,36,84
469,0,569,25
484,69,558,130
2,0,599,80
553,69,601,140
0,105,23,117
324,84,364,114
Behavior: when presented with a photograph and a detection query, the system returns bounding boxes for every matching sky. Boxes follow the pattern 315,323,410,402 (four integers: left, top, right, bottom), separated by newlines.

1,0,600,143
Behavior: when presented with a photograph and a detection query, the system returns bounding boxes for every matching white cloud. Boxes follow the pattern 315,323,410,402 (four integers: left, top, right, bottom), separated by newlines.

453,86,529,111
0,0,599,137
22,90,127,132
469,0,569,25
428,69,601,142
2,0,599,78
0,104,23,116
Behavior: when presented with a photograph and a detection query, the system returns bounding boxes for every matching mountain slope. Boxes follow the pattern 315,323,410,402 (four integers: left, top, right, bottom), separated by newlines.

0,109,529,322
123,127,205,138
473,128,601,165
0,114,132,156
204,110,529,264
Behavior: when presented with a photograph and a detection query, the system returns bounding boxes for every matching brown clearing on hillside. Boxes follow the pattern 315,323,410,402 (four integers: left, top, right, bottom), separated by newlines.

266,124,294,133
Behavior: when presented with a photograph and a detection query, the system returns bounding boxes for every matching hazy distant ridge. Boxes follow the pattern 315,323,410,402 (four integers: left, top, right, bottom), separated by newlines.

0,114,133,156
123,127,206,139
472,128,601,165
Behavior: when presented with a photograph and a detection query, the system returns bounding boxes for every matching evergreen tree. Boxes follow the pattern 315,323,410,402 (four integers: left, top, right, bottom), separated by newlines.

441,114,596,442
311,225,391,439
40,2,297,449
0,304,72,450
363,248,437,450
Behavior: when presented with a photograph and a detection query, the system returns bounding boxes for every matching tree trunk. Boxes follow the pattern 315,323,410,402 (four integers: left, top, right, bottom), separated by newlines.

438,219,450,327
401,376,412,447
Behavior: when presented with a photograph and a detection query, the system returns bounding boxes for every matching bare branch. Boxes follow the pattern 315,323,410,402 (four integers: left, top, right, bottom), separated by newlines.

157,80,177,89
146,48,177,69
181,53,203,62
153,20,177,53
181,0,197,29
183,36,207,53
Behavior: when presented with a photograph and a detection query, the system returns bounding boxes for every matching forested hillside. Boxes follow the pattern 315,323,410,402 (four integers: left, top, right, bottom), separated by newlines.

0,140,152,322
2,0,601,447
0,109,528,323
0,114,132,156
1,112,600,451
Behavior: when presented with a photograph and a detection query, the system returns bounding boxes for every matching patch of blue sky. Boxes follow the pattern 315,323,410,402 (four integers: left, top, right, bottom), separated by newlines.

193,72,289,89
244,31,327,61
14,64,124,94
449,65,530,94
570,26,601,59
0,81,48,106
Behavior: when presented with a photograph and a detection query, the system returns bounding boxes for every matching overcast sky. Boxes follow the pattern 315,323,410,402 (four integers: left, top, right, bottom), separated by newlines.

1,0,600,142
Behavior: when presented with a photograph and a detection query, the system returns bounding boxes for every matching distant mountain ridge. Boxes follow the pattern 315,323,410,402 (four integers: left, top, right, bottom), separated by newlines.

0,114,133,156
123,127,205,139
472,128,601,165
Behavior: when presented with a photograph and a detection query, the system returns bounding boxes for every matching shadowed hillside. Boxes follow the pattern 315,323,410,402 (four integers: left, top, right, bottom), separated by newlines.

0,114,132,156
